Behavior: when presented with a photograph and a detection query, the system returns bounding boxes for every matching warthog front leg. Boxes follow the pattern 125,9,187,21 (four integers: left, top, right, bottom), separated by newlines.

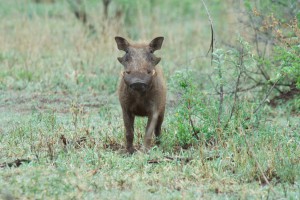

154,112,164,145
144,112,159,150
122,109,135,153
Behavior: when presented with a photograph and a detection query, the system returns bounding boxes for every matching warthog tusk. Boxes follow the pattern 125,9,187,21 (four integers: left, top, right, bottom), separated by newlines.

152,69,156,76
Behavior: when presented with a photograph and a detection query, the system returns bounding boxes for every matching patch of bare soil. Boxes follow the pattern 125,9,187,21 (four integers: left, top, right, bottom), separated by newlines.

269,87,300,107
0,159,31,168
103,141,124,151
0,90,105,114
60,134,96,149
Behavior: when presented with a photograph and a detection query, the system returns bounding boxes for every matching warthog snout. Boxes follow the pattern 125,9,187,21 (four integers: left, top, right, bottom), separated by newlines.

123,71,152,93
130,82,148,92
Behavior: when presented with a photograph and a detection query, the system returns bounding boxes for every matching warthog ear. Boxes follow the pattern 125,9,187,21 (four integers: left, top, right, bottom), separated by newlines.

153,57,161,65
115,36,129,51
117,57,123,64
149,37,164,52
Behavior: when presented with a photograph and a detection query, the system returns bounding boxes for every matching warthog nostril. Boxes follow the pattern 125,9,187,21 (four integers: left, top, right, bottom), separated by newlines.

130,82,147,91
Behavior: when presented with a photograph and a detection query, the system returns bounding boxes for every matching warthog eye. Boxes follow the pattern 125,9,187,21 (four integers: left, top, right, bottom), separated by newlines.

147,70,152,74
125,70,131,74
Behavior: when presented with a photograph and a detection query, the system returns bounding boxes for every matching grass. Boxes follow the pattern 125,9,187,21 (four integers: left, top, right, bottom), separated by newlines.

0,0,299,199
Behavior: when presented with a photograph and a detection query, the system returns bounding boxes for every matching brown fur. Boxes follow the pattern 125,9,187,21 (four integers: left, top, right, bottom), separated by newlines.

115,36,166,153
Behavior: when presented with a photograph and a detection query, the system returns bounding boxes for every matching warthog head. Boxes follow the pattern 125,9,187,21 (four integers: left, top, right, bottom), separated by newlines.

115,36,164,93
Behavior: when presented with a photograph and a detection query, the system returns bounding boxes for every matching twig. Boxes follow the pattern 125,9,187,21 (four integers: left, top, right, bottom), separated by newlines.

187,99,199,140
201,0,215,64
148,156,192,164
217,81,291,96
227,82,261,94
208,74,220,94
216,57,224,127
47,139,55,162
242,78,281,122
224,69,242,129
252,78,281,115
205,83,262,96
224,46,244,129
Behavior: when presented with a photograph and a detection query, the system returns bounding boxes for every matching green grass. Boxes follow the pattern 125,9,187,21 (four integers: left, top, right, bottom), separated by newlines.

0,0,299,199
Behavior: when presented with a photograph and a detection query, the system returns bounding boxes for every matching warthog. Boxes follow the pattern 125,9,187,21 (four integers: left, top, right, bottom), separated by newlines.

115,36,166,153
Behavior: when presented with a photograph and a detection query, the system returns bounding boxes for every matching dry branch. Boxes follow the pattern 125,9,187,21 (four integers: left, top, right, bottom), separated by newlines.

148,156,192,164
224,46,244,129
216,56,224,128
187,99,199,140
201,0,215,64
252,78,281,115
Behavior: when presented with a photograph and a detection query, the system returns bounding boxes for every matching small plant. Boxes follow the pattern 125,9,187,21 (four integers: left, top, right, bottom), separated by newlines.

168,69,218,148
169,70,197,147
